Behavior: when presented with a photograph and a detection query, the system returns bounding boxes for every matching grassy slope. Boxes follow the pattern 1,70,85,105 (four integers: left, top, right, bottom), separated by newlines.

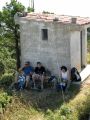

0,81,89,120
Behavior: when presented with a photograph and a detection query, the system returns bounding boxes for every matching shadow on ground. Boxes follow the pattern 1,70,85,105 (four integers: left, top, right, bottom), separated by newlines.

12,83,81,112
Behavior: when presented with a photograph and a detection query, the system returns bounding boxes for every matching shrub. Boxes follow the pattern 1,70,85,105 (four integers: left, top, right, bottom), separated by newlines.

0,92,11,108
46,109,55,120
60,105,72,116
0,61,5,75
5,58,16,72
0,73,14,87
0,92,12,114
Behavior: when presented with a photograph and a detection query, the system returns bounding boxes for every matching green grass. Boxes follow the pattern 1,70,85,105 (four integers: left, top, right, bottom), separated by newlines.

0,82,90,120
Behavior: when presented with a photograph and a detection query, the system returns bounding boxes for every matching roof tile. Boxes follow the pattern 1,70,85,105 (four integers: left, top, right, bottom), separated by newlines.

24,13,90,25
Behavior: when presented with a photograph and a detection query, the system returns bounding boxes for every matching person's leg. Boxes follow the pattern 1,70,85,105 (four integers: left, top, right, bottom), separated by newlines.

65,80,71,92
32,74,38,88
25,76,30,88
52,76,57,89
40,75,45,90
20,80,25,89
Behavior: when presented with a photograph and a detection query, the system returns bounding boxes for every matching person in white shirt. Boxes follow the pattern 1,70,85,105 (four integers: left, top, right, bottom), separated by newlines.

60,66,70,91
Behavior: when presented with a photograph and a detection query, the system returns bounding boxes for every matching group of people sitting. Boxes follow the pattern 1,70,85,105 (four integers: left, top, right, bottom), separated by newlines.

12,61,81,92
14,61,46,90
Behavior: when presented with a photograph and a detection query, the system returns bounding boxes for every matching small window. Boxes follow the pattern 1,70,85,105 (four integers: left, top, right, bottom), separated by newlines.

42,29,48,40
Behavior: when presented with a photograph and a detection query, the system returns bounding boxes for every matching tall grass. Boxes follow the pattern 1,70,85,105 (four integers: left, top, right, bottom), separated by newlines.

1,83,89,120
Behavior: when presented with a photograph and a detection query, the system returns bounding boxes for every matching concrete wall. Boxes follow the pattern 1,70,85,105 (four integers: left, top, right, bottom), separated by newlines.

19,19,87,74
70,31,81,71
70,29,87,71
81,29,87,67
20,20,71,75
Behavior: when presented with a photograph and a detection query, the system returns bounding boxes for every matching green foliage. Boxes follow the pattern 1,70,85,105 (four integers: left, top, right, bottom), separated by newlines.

0,61,5,75
0,92,11,109
0,92,12,115
43,11,54,14
60,105,72,116
27,7,34,12
0,73,14,87
0,0,26,69
1,0,25,30
46,109,55,120
0,46,16,72
45,105,75,120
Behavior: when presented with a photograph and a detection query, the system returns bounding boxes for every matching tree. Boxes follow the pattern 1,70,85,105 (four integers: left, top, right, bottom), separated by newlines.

27,7,34,12
1,0,25,69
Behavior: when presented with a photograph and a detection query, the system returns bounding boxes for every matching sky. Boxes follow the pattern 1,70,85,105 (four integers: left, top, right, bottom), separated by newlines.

0,0,90,17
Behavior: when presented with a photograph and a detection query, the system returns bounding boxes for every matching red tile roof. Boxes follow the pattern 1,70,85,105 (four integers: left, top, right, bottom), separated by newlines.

24,13,90,25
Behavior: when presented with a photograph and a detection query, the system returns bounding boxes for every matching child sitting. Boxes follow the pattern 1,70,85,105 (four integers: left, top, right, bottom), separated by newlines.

17,68,26,90
9,68,25,91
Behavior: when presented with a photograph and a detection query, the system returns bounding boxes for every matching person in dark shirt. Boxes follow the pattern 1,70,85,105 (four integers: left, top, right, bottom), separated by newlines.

35,64,45,75
32,62,46,90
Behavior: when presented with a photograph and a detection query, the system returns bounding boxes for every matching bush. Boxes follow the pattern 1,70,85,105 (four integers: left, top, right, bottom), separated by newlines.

5,58,16,73
0,92,11,108
0,73,14,87
60,105,72,116
0,92,12,114
0,61,5,75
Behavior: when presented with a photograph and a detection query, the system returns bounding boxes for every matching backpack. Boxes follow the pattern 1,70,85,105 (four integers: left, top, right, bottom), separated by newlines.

71,67,81,81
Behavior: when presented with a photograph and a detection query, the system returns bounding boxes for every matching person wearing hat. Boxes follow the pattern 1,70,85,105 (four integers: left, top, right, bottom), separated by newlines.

22,61,33,88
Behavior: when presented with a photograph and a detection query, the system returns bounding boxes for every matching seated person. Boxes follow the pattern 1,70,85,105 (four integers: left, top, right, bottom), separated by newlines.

10,68,25,90
59,66,70,91
32,62,46,90
17,68,26,90
48,75,57,89
71,67,81,81
22,61,33,88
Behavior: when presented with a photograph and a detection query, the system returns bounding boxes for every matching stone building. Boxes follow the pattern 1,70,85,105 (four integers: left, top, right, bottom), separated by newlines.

15,13,90,75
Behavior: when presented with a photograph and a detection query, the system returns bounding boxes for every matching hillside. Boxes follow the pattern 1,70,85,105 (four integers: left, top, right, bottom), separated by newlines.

0,77,90,120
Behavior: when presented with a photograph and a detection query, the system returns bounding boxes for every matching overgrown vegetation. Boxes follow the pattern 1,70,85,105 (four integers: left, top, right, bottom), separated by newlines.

0,92,12,112
0,83,89,120
0,73,14,88
0,0,90,120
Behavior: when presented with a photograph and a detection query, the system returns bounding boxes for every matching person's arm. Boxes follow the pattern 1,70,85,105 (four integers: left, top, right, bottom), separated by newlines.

22,67,25,71
30,67,34,76
42,67,46,75
34,67,38,74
